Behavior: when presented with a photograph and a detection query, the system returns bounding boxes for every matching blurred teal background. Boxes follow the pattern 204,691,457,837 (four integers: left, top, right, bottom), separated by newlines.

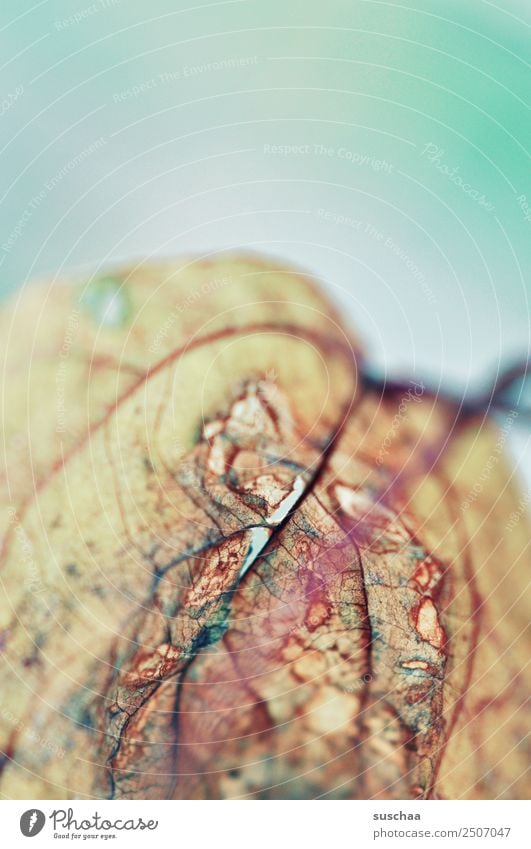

0,0,529,477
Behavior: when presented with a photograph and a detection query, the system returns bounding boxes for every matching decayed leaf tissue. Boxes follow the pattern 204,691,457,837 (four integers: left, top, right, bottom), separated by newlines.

0,255,529,800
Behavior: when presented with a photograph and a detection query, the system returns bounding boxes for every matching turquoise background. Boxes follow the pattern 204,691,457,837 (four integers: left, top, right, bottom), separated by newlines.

1,0,529,478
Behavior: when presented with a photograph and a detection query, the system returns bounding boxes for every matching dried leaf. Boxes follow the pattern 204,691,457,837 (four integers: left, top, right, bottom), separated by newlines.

0,255,528,800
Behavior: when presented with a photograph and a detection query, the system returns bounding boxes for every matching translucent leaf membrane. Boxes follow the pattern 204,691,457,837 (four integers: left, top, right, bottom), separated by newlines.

0,255,528,800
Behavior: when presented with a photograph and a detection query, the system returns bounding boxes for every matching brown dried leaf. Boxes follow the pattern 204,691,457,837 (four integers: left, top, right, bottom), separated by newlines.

0,255,528,800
